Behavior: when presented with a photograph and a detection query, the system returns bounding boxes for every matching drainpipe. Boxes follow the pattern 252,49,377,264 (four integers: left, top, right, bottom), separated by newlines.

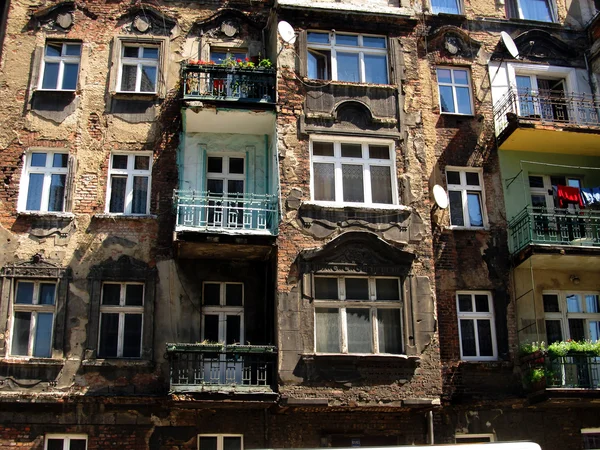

428,411,435,445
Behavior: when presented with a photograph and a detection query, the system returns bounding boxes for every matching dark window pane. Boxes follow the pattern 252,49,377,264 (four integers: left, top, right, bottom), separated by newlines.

11,312,31,355
70,439,87,450
475,294,489,312
102,284,121,305
15,282,34,304
460,319,476,356
53,153,68,168
207,157,222,174
42,62,59,89
550,175,566,187
449,190,464,226
142,47,159,59
120,65,137,91
204,315,219,342
48,174,65,212
33,312,53,358
583,434,600,450
140,65,156,92
199,436,218,450
227,180,244,195
134,156,150,170
39,283,56,305
528,175,544,188
47,439,64,450
226,315,241,344
109,176,127,213
123,314,142,357
123,46,139,58
543,294,560,312
341,143,362,158
125,284,143,306
368,145,390,159
345,278,369,300
26,173,44,211
312,142,334,156
378,308,402,354
587,295,600,313
99,313,119,357
62,63,79,90
203,283,220,305
315,277,338,299
313,163,335,201
223,437,242,450
112,155,128,169
569,318,586,341
347,308,372,353
316,308,340,352
439,85,455,113
45,43,62,57
545,320,563,344
308,50,330,80
207,179,223,194
477,319,494,356
225,284,243,306
465,172,480,186
458,294,472,312
447,171,461,185
131,176,148,214
467,192,483,226
371,166,393,204
229,158,244,174
376,279,400,300
342,164,364,203
65,44,81,56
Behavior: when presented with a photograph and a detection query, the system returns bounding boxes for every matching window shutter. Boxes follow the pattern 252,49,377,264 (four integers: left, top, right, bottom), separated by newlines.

108,38,121,94
298,30,308,78
64,155,77,212
388,37,405,85
26,46,44,109
53,271,70,357
157,39,168,98
301,272,313,300
413,276,435,354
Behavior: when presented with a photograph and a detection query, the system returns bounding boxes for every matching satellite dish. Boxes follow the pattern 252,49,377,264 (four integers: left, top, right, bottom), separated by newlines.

278,21,297,45
432,185,449,209
501,31,520,59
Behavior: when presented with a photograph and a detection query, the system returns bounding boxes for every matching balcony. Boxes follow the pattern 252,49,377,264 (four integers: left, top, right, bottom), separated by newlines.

509,206,600,255
173,190,278,236
166,343,277,394
182,64,276,104
493,88,600,154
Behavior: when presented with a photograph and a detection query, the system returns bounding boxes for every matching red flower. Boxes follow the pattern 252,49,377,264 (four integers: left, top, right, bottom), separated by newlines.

245,57,249,61
237,59,242,63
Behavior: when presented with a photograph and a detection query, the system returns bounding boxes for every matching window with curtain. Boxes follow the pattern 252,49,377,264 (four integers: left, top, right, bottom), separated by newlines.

543,292,600,343
314,276,403,355
311,140,396,206
106,153,152,215
446,167,487,228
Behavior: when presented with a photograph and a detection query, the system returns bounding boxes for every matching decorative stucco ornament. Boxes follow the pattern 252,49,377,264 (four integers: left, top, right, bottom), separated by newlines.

55,12,73,29
133,15,151,33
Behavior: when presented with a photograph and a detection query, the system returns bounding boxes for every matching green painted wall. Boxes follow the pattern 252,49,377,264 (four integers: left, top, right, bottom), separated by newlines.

499,150,600,221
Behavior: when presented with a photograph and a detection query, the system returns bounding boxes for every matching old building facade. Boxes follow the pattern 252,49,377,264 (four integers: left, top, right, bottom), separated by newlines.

0,0,599,447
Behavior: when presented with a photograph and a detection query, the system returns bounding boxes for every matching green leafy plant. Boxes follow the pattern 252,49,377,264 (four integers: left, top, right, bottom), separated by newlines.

258,58,273,69
519,341,545,356
520,340,600,359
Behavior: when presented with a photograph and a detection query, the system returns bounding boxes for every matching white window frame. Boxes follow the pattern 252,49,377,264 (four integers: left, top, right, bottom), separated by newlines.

206,153,246,195
98,282,144,358
507,63,578,95
44,434,88,450
18,150,69,213
313,276,403,355
543,291,600,343
201,282,245,344
9,280,57,358
455,434,496,443
436,67,474,115
446,167,488,229
198,435,244,450
513,0,557,22
116,44,159,94
309,137,398,207
105,152,152,215
582,428,600,450
456,291,497,361
431,0,463,14
37,42,81,91
307,31,389,84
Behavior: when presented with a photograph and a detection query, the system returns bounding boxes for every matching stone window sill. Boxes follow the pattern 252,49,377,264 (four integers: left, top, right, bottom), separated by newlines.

82,358,154,368
301,352,420,361
93,213,158,220
17,211,75,220
1,357,65,366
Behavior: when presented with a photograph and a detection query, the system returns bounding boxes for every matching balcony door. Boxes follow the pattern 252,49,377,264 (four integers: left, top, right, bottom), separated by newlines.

209,50,247,98
202,282,244,385
516,75,568,121
206,155,245,228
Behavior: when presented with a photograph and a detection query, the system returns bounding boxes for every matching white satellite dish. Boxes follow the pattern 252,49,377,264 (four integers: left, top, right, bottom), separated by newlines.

432,185,449,209
278,21,297,45
501,31,520,59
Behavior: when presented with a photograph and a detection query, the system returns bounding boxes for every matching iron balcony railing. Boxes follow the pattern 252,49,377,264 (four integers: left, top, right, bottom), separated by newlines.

509,206,600,254
182,64,276,103
546,355,600,389
173,190,278,235
493,88,600,135
166,343,277,393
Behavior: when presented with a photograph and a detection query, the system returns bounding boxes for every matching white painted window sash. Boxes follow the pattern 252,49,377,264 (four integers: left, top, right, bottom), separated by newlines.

38,43,81,91
456,291,497,361
44,434,88,450
106,153,152,215
544,290,600,341
19,151,69,212
197,435,244,450
446,167,487,229
117,45,159,94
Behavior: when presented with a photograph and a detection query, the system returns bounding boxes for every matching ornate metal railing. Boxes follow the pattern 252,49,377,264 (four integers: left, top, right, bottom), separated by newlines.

523,352,600,389
509,206,600,254
493,88,600,135
166,343,277,393
182,64,276,103
173,190,278,235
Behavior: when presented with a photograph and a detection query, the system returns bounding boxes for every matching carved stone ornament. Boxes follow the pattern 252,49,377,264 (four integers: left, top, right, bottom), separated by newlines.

512,29,576,62
119,6,177,36
133,15,151,33
1,256,68,279
221,20,239,37
298,231,415,277
29,2,93,32
425,25,482,59
55,12,73,29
